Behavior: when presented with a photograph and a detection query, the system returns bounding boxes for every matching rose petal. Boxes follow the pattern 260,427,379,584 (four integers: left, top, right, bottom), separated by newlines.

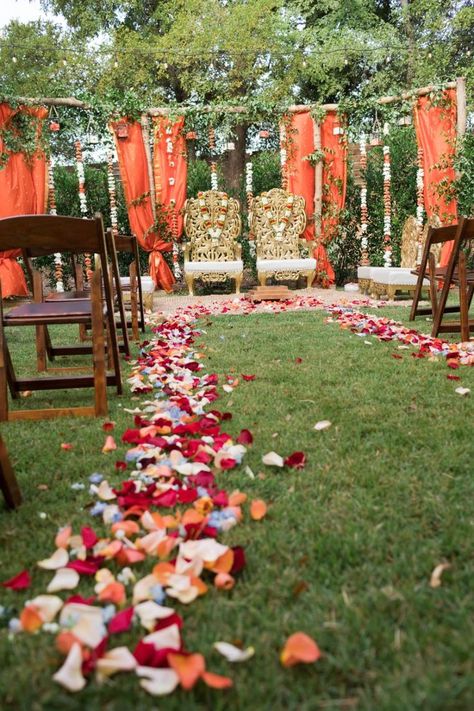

455,387,470,396
38,548,69,570
136,666,179,696
284,451,306,469
2,569,31,590
313,420,332,431
430,562,451,588
280,632,321,667
250,499,267,521
167,652,205,690
96,647,137,681
47,568,80,593
102,435,117,453
202,670,233,688
30,595,64,623
53,643,86,692
213,641,255,662
262,451,284,467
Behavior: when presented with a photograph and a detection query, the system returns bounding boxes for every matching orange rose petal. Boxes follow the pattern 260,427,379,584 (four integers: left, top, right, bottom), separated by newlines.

123,506,147,520
116,548,146,566
156,537,179,559
181,509,205,526
20,605,43,633
56,631,82,656
98,582,126,606
162,515,178,529
210,548,234,574
226,505,242,522
250,499,267,521
202,671,233,689
168,652,206,691
111,520,140,536
280,632,321,667
98,540,123,559
55,525,72,549
191,576,208,596
152,561,175,584
228,490,247,506
214,573,235,590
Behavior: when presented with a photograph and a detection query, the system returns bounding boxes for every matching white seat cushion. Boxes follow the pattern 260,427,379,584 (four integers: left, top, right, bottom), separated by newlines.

184,260,243,274
371,267,428,287
357,266,373,279
120,276,155,292
256,258,316,272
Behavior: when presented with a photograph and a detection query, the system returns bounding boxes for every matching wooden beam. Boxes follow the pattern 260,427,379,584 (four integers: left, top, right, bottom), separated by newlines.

15,96,89,109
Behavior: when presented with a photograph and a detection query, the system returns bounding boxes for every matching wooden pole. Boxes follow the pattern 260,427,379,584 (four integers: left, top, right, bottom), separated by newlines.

140,114,157,221
456,76,466,140
313,120,323,240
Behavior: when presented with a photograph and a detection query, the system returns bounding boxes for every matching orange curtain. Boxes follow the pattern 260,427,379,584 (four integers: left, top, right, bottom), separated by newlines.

153,116,187,239
312,111,348,285
111,119,175,292
0,103,48,297
286,111,315,242
413,89,458,265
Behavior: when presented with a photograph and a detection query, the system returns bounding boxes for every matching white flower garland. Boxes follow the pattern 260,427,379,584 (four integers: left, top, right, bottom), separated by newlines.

75,140,92,281
416,148,425,263
359,134,368,254
382,123,392,268
107,150,119,239
48,161,64,292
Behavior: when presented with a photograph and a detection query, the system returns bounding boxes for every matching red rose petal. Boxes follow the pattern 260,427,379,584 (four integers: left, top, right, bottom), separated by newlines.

1,569,31,591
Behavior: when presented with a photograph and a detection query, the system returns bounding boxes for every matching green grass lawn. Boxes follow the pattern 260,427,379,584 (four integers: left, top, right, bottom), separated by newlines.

1,303,474,711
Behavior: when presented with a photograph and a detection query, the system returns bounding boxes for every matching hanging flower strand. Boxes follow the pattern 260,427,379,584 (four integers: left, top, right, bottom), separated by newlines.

359,134,369,264
170,199,182,279
382,123,392,268
48,161,64,293
416,147,425,263
107,150,119,239
75,140,92,282
209,126,218,191
280,123,288,191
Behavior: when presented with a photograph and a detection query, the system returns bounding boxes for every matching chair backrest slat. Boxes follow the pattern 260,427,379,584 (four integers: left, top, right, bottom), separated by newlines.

0,214,105,254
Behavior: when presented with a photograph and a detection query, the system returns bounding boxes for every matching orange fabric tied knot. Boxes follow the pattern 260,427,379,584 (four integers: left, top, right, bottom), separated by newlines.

146,237,174,294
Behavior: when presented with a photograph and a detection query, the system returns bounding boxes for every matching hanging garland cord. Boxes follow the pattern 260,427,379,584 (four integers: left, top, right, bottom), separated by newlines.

209,126,218,191
48,162,64,292
382,122,392,268
75,139,93,282
359,133,369,265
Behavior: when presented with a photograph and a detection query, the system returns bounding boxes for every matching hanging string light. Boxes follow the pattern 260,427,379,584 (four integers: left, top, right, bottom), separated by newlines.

416,147,425,263
75,139,92,282
359,133,369,264
382,122,392,268
209,126,218,190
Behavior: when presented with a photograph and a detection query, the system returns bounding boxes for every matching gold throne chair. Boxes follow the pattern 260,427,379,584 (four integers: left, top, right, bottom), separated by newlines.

250,188,316,287
183,190,243,295
370,215,442,300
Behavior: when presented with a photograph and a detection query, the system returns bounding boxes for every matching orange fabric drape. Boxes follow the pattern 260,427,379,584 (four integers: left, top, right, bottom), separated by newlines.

317,111,347,285
286,111,315,242
111,119,175,292
0,103,48,297
413,89,458,265
153,116,187,239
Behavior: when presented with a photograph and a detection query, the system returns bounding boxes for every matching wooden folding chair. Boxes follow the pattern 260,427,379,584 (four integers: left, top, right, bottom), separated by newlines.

431,217,474,341
107,231,146,341
23,230,131,360
0,433,22,509
409,223,459,321
0,214,120,421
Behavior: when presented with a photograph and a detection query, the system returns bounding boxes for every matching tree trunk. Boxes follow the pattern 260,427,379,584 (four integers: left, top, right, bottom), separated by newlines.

401,0,416,86
222,122,247,197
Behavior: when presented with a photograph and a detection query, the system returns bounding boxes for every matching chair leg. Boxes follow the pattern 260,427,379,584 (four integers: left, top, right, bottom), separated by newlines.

0,435,22,509
306,271,315,289
185,274,194,296
91,269,108,417
428,253,438,321
458,252,469,342
234,273,242,295
258,273,267,287
33,271,47,372
130,262,140,341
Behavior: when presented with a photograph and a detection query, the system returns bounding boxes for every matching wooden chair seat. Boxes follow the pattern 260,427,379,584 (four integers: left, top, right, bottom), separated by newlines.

0,214,120,421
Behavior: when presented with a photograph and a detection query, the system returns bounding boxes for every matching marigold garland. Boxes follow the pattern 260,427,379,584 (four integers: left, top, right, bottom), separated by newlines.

416,147,425,263
48,161,64,293
75,140,92,282
359,134,369,264
382,123,392,268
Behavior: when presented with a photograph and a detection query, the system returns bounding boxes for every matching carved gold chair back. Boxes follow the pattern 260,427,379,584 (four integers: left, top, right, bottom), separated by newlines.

251,188,307,260
184,190,241,262
400,214,442,268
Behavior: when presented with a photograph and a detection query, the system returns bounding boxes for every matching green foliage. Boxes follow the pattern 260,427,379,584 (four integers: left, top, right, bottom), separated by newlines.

454,131,474,217
186,158,211,198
